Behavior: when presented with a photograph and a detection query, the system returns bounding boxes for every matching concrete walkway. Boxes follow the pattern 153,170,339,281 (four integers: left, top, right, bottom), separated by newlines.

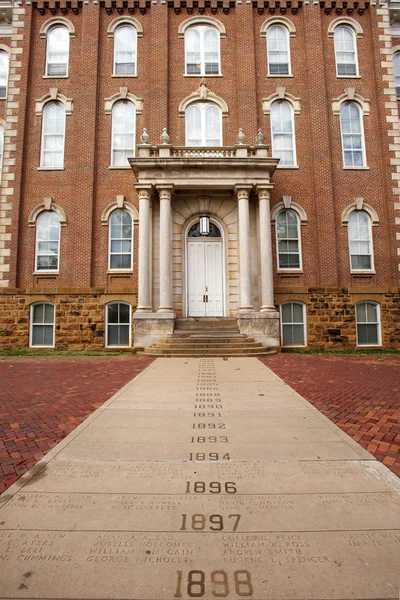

0,357,399,599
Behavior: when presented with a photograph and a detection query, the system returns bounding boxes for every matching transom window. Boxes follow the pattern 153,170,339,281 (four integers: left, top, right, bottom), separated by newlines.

109,209,133,270
394,52,400,99
270,100,296,166
186,102,222,147
348,210,373,271
111,100,136,166
185,25,220,75
340,101,366,168
334,26,358,77
106,302,131,347
188,221,222,238
35,211,60,272
114,25,137,75
356,302,380,346
46,26,69,77
267,25,290,75
276,209,301,269
281,302,306,347
0,51,9,98
30,303,55,348
41,101,66,168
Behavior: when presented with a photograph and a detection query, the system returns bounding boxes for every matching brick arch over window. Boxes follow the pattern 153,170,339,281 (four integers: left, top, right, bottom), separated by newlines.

260,16,296,38
104,87,143,114
327,17,364,39
178,16,226,39
341,197,379,227
107,16,144,37
101,196,139,225
179,80,228,117
39,17,75,38
35,88,73,116
28,196,67,227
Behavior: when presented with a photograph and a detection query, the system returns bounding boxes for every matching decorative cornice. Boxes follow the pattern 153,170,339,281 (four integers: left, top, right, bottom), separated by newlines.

35,88,73,115
179,79,228,116
263,87,301,115
104,87,143,114
332,88,370,115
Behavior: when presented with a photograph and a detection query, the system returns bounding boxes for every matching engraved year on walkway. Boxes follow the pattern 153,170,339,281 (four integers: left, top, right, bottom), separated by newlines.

0,357,400,599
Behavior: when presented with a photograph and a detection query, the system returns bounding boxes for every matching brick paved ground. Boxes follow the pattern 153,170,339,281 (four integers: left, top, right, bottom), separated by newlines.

0,356,153,493
260,353,400,479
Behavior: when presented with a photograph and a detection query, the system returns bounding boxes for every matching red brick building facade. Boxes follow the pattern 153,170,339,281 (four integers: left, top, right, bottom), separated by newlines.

0,0,399,350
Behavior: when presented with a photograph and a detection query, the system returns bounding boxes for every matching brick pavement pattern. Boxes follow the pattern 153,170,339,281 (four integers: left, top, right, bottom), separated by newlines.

0,356,153,493
261,354,400,478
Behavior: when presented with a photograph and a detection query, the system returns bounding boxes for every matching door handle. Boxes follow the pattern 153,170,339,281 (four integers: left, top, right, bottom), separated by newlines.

203,295,206,303
205,295,208,303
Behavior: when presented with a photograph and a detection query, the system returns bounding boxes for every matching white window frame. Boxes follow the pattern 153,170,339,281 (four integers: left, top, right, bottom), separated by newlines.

105,301,132,348
111,100,136,167
40,101,66,169
339,101,367,169
0,50,8,99
348,210,374,273
276,209,302,271
46,26,70,77
266,24,291,76
185,102,223,147
280,301,307,347
29,302,56,348
270,100,297,167
108,208,133,271
334,25,359,78
113,24,137,76
34,210,61,273
394,52,400,99
184,25,221,76
356,301,381,347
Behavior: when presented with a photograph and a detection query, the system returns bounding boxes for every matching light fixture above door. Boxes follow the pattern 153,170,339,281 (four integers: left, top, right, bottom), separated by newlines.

199,215,210,236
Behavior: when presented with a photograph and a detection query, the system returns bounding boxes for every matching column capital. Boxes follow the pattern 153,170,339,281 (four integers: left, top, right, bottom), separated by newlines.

155,184,174,201
136,185,153,201
235,184,253,200
255,185,273,201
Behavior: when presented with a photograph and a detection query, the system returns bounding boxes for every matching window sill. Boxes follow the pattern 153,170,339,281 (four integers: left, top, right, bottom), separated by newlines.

43,75,69,79
29,345,55,349
276,165,299,169
0,96,7,100
107,270,133,274
184,74,223,78
34,272,59,275
351,271,375,276
109,165,132,170
356,345,382,349
278,270,303,274
106,345,132,349
336,75,361,79
267,74,293,78
343,166,369,170
37,167,65,171
112,74,137,78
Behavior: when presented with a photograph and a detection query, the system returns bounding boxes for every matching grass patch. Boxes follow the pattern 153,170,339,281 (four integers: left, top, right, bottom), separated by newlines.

0,350,130,357
282,348,400,355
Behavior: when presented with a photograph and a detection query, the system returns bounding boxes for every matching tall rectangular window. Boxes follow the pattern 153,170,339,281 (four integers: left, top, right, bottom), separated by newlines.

46,26,69,76
30,303,55,347
41,102,66,168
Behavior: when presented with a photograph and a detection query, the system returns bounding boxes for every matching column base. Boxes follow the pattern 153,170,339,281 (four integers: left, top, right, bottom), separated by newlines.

157,306,174,313
238,310,280,347
134,311,176,348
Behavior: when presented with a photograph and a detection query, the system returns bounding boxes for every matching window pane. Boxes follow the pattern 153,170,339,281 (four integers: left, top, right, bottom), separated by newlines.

119,303,130,323
334,26,357,76
47,27,69,76
186,28,201,74
292,302,303,323
271,101,295,166
267,26,289,75
0,51,8,97
340,102,365,167
112,101,135,165
114,26,136,75
108,304,119,324
204,28,219,74
205,105,222,146
107,303,130,346
33,303,44,323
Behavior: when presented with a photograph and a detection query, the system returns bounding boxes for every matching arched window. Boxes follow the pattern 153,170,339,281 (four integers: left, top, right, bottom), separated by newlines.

41,102,66,168
109,209,133,270
276,209,301,269
114,25,137,75
106,302,131,347
267,25,290,75
46,26,69,76
356,301,380,346
334,26,357,77
340,101,366,167
270,100,296,166
185,26,220,75
348,210,373,271
0,126,4,182
0,50,9,98
30,302,55,347
186,103,222,147
111,101,136,166
393,52,400,98
280,302,306,347
35,211,60,272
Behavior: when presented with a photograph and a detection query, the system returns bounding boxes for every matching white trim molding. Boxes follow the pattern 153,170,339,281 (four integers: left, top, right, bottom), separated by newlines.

179,79,228,117
104,87,143,114
101,195,139,225
107,16,144,37
39,17,76,38
263,87,301,115
327,17,364,39
260,16,296,38
332,87,370,116
178,16,226,39
35,88,73,116
0,43,10,56
271,196,308,225
28,196,67,227
341,197,379,227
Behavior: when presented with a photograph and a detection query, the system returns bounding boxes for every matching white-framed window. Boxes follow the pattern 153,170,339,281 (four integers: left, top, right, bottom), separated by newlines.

0,125,4,182
30,302,55,348
114,25,137,75
340,101,366,168
334,25,358,77
267,25,290,75
394,52,400,98
111,100,136,166
35,211,60,272
270,100,296,166
0,50,9,98
106,302,131,347
280,302,306,347
276,209,301,269
356,301,381,346
46,26,70,77
185,25,220,75
348,210,373,272
186,102,222,146
109,209,133,270
41,102,66,168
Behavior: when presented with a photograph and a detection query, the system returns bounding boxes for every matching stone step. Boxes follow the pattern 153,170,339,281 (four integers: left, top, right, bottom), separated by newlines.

159,338,256,346
174,318,239,332
171,332,246,338
140,347,276,357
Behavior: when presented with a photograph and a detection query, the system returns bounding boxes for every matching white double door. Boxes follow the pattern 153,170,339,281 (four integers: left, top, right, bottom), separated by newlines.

187,239,224,317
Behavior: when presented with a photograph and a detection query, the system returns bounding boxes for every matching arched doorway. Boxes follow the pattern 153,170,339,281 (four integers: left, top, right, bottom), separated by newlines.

186,219,225,317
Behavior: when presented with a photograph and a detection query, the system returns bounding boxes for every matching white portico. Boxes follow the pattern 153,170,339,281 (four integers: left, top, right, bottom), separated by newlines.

130,135,280,349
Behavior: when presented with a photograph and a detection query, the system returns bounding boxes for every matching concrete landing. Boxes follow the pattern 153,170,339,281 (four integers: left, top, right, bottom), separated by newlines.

0,357,399,599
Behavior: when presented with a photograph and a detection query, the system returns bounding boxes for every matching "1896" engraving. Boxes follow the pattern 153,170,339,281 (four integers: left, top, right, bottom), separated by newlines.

184,482,237,494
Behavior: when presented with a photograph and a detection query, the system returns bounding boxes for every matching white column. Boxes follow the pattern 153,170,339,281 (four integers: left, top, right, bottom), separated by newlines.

136,187,152,312
236,185,254,311
157,186,174,312
257,187,275,311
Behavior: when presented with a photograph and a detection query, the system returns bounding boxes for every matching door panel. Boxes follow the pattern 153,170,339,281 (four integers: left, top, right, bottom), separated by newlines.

205,241,223,317
187,241,206,317
187,238,224,317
